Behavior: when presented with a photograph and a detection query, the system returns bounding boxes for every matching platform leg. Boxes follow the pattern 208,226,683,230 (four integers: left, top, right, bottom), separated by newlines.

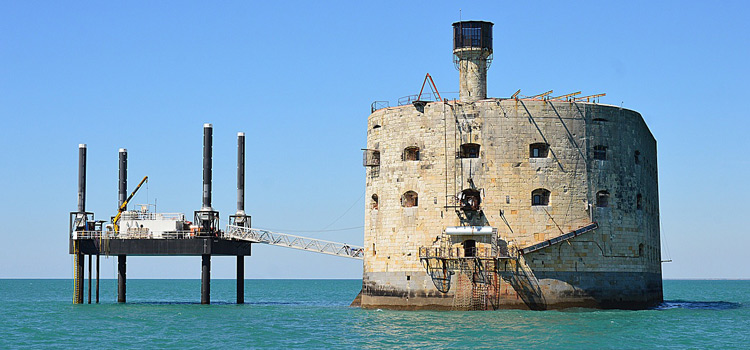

118,255,126,303
96,254,100,304
88,255,92,304
237,255,244,304
201,254,211,304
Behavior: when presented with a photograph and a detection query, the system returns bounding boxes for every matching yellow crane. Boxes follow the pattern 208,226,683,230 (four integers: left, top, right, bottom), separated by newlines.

113,176,148,233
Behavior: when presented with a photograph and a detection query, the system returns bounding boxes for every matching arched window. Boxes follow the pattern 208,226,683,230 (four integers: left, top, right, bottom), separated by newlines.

529,143,549,158
401,191,418,208
636,193,643,210
403,146,420,161
593,145,607,160
459,189,481,211
531,188,550,206
371,194,379,210
634,150,641,164
460,143,480,158
638,243,644,257
596,190,610,207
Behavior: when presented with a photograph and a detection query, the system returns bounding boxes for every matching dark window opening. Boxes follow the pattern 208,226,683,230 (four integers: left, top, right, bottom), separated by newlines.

460,143,480,158
373,124,381,129
596,190,610,208
401,191,418,208
530,143,549,158
459,189,482,211
635,150,641,164
636,193,642,210
593,145,607,160
363,150,380,167
403,146,420,161
371,194,379,210
593,118,608,122
463,239,476,257
638,244,644,257
531,188,550,206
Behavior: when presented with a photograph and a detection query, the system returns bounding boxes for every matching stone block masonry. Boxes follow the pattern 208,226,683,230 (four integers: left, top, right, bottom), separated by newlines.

361,98,662,310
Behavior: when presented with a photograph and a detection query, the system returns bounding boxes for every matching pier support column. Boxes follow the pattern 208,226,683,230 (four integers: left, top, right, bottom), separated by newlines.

201,254,211,304
96,254,100,304
118,255,126,303
88,255,92,304
237,255,244,304
75,252,84,304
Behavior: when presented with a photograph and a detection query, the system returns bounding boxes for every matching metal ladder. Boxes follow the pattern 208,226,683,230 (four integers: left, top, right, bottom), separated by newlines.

72,241,82,304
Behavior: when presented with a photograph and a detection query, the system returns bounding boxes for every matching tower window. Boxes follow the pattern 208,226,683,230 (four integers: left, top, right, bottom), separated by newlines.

363,149,380,167
460,143,480,158
636,193,643,210
403,146,420,161
531,188,550,206
459,189,481,211
530,143,549,158
371,194,379,210
593,145,607,160
596,191,610,208
401,191,418,208
635,150,641,164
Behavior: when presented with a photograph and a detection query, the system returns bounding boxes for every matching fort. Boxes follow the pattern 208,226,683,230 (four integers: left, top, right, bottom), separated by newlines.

359,21,663,310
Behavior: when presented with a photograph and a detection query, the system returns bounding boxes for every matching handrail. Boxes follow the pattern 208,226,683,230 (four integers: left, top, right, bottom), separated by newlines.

419,246,499,259
72,230,197,240
120,212,185,221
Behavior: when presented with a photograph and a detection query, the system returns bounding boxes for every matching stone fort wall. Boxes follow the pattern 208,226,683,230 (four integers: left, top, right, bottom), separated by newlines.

361,98,662,310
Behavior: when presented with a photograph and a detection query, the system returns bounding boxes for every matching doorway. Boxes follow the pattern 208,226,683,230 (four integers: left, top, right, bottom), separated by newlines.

463,239,476,257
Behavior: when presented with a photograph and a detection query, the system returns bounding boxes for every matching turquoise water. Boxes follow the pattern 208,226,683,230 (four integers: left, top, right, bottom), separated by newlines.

0,279,747,349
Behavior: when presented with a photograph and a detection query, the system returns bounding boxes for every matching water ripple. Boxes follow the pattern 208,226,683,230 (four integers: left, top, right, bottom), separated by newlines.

656,300,742,310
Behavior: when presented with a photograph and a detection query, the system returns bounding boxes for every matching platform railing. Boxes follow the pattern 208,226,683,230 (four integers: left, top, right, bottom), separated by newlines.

120,212,185,221
224,225,364,260
419,246,497,259
72,230,197,240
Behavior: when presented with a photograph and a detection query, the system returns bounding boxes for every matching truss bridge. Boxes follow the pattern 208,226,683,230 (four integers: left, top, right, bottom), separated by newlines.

223,225,364,260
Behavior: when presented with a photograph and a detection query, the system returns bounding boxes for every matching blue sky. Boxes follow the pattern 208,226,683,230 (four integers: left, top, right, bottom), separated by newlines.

1,1,748,279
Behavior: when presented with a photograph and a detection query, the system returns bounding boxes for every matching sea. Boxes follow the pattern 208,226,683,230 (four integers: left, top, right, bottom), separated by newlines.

0,279,747,349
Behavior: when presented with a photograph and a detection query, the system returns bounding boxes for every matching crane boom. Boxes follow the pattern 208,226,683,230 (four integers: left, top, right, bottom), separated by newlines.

573,93,606,102
529,90,553,99
550,91,581,101
511,89,521,99
113,176,148,233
